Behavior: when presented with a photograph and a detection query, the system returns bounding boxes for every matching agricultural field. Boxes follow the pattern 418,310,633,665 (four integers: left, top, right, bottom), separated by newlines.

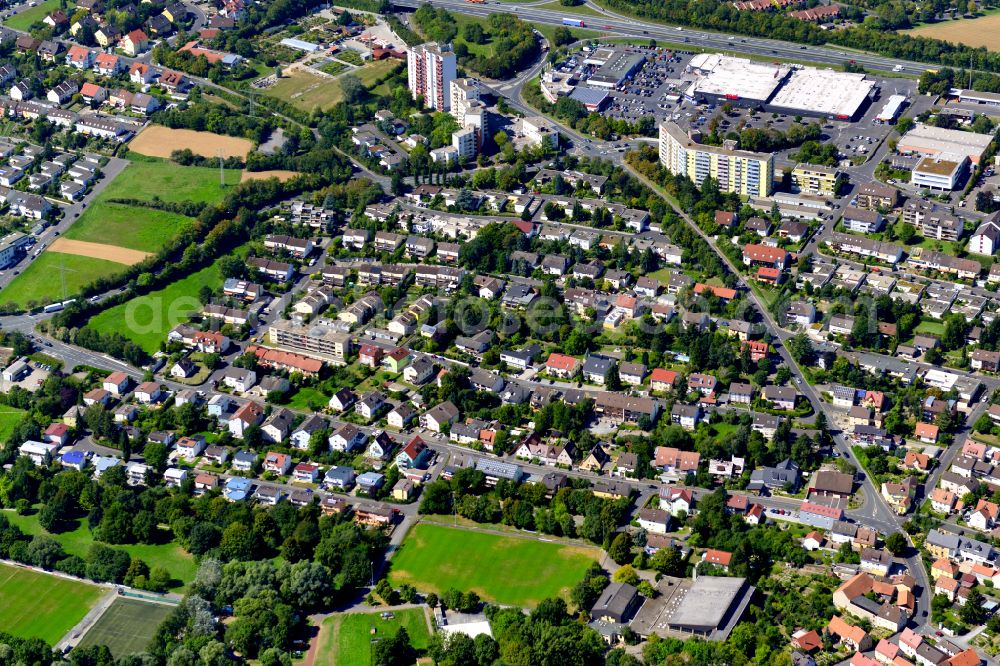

314,608,432,666
388,524,600,607
241,170,300,183
87,247,245,354
0,252,127,310
0,406,27,443
0,562,105,644
4,0,60,30
61,202,194,254
907,14,1000,48
76,597,176,658
129,126,254,160
3,511,197,590
0,158,240,308
105,157,240,204
48,239,151,265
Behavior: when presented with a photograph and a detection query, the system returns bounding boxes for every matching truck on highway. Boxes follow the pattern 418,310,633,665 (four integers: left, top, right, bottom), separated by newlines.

42,302,64,313
562,18,585,27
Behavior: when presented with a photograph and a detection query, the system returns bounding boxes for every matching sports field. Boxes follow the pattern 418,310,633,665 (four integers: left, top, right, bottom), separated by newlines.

0,252,127,310
388,524,600,607
61,201,195,253
315,608,432,666
0,563,104,644
3,511,197,590
87,248,244,353
76,597,176,657
907,14,1000,48
129,126,254,160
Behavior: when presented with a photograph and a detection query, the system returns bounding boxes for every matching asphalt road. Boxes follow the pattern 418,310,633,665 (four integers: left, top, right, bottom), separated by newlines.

392,0,933,75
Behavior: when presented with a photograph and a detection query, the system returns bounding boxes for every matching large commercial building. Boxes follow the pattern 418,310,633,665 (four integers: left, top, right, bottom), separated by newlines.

407,42,456,111
768,69,875,120
685,54,876,119
897,124,993,165
631,576,755,641
688,53,790,106
659,121,773,197
588,51,646,89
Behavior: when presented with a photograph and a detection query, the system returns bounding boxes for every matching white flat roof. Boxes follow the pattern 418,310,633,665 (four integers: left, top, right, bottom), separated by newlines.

877,94,907,121
769,69,875,118
691,55,790,103
898,123,993,162
440,621,493,639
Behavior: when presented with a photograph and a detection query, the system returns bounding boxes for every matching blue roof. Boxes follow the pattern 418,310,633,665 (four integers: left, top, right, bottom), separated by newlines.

226,477,252,491
224,489,248,501
92,455,119,472
357,471,383,484
62,450,86,464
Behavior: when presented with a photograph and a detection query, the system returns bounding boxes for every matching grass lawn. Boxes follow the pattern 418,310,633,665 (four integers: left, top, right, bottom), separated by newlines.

914,320,946,337
4,0,60,30
389,524,599,607
0,406,27,444
62,201,195,253
263,60,399,112
87,250,241,354
3,510,197,590
315,608,432,666
0,562,104,644
76,597,175,658
104,157,239,204
0,252,126,309
286,386,330,411
262,70,345,111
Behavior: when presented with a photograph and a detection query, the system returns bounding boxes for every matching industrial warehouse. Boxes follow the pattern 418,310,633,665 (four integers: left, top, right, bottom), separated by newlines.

685,53,878,119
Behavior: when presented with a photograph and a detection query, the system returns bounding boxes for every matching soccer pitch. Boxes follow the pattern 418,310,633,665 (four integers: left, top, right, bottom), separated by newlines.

76,597,176,658
388,524,600,608
0,563,104,645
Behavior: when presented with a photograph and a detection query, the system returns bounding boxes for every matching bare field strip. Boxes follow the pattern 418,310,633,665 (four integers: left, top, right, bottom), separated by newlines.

129,126,253,159
49,238,152,265
241,170,299,182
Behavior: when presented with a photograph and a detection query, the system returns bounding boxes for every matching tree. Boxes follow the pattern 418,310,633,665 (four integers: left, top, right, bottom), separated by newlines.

462,22,486,43
552,26,574,46
340,75,365,105
604,363,622,391
885,532,908,556
608,532,632,565
612,564,639,585
961,588,987,624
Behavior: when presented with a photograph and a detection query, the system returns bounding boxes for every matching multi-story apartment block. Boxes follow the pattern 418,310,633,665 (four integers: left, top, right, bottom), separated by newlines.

659,121,773,197
791,163,839,196
407,42,456,111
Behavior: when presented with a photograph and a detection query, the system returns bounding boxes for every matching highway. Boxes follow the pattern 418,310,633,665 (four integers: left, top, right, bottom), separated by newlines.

392,0,933,75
